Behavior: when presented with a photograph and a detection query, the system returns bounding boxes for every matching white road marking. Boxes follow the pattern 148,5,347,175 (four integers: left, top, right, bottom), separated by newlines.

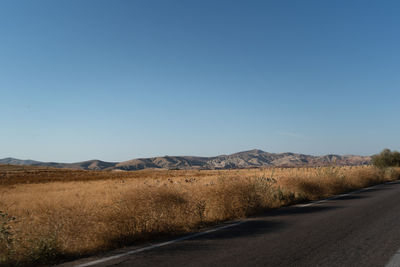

75,221,244,267
383,182,400,267
295,183,385,208
386,249,400,267
73,181,398,267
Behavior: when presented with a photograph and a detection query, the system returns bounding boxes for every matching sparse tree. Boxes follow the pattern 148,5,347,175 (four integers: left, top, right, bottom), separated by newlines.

371,149,400,168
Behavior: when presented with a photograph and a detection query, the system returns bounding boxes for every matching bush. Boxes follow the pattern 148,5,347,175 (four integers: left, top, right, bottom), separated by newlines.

372,149,400,168
0,211,16,264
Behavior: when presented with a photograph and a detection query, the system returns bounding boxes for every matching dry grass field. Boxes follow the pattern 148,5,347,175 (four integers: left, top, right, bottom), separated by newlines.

1,165,399,265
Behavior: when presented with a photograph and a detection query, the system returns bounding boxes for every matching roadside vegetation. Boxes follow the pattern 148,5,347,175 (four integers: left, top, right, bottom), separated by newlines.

0,164,399,266
371,149,400,168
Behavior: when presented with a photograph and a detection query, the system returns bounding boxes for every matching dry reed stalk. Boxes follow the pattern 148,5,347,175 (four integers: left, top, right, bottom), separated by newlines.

0,166,398,265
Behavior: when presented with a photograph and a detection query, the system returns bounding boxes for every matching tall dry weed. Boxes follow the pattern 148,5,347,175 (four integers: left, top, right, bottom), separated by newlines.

0,166,398,265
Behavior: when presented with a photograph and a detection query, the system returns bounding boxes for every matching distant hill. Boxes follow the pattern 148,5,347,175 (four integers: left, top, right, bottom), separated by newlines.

0,149,371,171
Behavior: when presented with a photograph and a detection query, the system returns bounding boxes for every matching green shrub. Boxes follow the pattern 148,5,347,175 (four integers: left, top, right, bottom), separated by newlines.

372,149,400,168
0,211,16,264
27,234,60,264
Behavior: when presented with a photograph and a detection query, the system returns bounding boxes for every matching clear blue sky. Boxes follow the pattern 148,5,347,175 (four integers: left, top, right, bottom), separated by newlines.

1,0,399,162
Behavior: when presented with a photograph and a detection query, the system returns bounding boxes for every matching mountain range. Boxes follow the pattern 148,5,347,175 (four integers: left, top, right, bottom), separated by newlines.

0,150,371,171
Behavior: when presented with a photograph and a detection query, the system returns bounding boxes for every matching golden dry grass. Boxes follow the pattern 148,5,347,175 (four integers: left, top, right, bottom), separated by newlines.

0,165,399,265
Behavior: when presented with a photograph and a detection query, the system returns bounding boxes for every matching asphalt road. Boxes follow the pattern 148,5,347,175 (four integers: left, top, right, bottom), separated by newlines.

62,181,400,267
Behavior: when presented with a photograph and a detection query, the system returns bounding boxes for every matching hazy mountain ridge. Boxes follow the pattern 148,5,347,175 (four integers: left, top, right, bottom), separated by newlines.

0,149,371,171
